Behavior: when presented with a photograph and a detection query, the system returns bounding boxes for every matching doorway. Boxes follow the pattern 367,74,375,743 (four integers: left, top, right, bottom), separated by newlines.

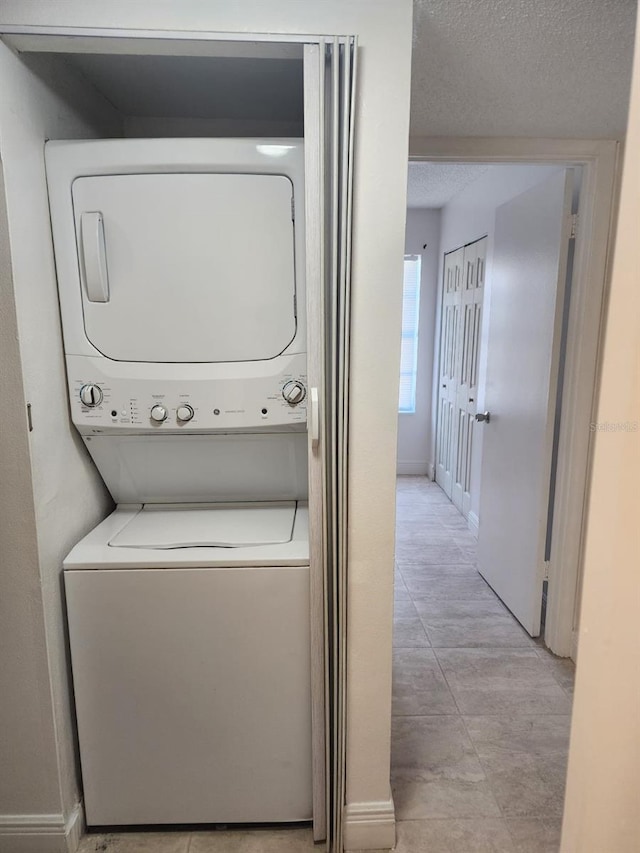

392,143,617,848
399,139,618,657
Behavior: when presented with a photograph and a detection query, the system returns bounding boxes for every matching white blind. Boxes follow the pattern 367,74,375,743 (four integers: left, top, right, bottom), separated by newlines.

399,254,421,413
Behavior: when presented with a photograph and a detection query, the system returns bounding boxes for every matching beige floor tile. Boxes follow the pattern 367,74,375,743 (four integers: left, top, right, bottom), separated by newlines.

534,648,576,695
399,562,480,578
392,648,455,714
391,716,501,819
435,649,572,715
505,817,563,852
395,818,516,852
477,750,568,817
464,714,571,755
396,543,474,565
188,827,315,852
394,616,432,649
404,573,496,600
465,716,570,818
395,599,419,618
413,598,507,619
416,599,533,648
78,831,190,853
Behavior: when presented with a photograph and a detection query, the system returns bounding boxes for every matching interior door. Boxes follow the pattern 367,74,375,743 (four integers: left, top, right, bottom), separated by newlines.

435,247,463,496
451,238,486,515
477,170,574,636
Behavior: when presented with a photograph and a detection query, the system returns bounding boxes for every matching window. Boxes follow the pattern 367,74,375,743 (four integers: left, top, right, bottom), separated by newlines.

399,254,421,413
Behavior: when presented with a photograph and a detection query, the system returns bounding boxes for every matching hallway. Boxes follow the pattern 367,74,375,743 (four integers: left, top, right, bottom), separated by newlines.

392,477,575,853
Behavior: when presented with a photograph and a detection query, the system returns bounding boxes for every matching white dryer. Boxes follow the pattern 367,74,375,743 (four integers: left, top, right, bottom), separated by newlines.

45,139,313,826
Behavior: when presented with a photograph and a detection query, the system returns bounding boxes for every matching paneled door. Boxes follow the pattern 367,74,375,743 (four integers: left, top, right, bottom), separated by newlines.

435,247,463,497
435,238,486,516
477,170,573,636
451,238,486,515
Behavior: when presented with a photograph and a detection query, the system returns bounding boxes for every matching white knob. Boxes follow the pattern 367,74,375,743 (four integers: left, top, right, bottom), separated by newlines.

282,380,306,405
150,404,167,423
176,404,194,422
79,384,103,407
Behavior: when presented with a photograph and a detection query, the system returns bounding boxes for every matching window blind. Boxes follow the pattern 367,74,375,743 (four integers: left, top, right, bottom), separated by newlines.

399,254,421,413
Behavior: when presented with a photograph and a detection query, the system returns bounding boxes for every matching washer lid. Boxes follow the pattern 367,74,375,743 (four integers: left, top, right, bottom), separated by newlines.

108,502,296,549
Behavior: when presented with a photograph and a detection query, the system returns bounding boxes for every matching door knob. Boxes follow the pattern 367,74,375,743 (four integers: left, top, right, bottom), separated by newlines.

475,411,491,423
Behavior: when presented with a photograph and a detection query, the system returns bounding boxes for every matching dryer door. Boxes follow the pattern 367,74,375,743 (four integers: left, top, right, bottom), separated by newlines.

71,173,297,363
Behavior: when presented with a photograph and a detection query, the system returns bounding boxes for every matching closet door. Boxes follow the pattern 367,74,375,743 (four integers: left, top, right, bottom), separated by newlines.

435,247,463,497
451,238,486,515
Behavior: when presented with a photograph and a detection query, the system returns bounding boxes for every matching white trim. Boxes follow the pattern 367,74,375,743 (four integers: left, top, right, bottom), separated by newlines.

426,461,435,481
468,510,480,538
396,460,430,476
64,804,84,853
409,137,619,658
0,26,332,52
343,798,396,852
0,805,82,853
303,41,327,842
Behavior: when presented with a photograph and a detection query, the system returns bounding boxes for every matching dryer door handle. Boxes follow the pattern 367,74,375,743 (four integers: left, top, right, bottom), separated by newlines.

80,211,110,303
310,387,320,451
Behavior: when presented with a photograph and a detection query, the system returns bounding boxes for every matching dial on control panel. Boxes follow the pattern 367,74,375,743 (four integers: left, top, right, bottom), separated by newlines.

150,404,168,423
176,404,194,423
79,384,103,408
282,380,306,406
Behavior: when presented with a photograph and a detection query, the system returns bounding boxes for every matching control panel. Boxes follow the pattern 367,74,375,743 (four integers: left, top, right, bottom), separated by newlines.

68,353,308,434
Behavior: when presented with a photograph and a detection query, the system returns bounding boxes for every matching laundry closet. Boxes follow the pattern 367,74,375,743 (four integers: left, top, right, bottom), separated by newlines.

0,5,414,852
0,33,344,842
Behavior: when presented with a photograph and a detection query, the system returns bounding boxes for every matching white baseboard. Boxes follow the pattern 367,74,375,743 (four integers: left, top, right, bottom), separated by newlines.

65,804,84,853
343,798,396,851
467,510,480,539
396,461,429,476
426,462,435,481
0,804,84,853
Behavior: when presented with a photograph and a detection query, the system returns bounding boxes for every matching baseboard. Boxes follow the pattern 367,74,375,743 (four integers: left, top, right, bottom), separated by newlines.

426,462,435,481
65,804,84,853
467,510,480,538
396,461,429,476
343,797,396,851
0,804,84,853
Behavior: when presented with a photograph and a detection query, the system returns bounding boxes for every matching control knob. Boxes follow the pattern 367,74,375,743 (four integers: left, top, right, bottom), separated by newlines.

176,404,194,423
150,404,168,423
282,380,306,406
79,384,103,407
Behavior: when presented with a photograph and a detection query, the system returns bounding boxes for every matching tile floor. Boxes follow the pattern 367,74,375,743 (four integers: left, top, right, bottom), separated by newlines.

77,826,316,853
77,477,575,853
392,476,575,852
78,828,316,853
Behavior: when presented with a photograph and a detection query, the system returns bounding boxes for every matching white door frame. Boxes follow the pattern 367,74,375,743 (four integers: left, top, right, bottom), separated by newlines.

409,137,619,658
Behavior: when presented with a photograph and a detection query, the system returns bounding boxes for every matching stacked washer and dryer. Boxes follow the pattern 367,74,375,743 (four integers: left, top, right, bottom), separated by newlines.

46,139,315,827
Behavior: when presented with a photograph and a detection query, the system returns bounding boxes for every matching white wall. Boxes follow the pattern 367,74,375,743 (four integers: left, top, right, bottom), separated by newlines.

433,164,562,521
0,45,121,840
0,3,413,850
0,170,63,821
397,208,440,476
560,20,640,851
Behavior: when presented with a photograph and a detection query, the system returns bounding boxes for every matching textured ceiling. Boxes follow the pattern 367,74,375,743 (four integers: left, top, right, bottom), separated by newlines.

411,0,637,138
407,162,491,208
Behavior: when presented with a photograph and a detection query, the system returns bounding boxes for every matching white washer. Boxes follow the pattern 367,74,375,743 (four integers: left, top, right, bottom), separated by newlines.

64,504,312,826
46,139,313,827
